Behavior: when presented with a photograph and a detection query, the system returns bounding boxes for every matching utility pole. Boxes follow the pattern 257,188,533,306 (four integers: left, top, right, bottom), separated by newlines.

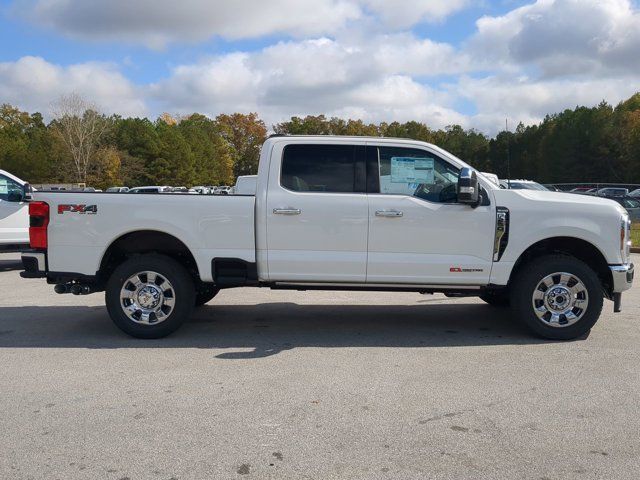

506,118,511,189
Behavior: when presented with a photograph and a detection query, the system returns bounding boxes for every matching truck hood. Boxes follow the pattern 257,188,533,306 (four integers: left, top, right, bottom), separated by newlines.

493,189,627,216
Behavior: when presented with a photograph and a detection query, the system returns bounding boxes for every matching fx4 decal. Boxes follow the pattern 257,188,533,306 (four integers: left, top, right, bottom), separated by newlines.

58,204,98,215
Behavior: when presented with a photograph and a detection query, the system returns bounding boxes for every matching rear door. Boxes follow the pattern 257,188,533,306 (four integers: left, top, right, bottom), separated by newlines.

365,143,495,285
265,141,368,282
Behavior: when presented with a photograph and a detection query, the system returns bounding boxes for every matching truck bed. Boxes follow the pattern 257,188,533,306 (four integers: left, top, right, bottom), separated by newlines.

33,192,256,282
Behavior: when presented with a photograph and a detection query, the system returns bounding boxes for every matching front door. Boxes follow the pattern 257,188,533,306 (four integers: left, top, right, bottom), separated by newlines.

366,144,495,285
265,142,369,282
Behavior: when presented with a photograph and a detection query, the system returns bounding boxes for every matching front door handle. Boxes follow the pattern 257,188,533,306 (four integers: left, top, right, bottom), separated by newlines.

375,210,403,218
273,208,302,215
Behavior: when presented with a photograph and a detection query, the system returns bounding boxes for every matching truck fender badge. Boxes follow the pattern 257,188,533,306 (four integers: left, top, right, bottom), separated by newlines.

58,204,98,215
450,267,484,273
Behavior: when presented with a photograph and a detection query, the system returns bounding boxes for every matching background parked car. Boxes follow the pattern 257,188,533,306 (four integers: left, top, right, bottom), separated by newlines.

129,186,173,194
499,179,550,191
596,187,628,197
106,187,129,193
216,186,232,195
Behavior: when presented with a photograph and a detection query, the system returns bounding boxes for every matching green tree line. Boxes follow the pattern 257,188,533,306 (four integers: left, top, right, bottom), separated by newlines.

1,93,639,187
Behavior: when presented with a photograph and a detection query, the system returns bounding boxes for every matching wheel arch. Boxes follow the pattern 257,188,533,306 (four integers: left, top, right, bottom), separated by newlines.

509,236,613,297
99,230,201,286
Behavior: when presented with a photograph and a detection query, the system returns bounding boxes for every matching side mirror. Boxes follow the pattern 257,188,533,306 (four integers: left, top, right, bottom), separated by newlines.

458,168,480,207
23,183,33,201
7,190,24,202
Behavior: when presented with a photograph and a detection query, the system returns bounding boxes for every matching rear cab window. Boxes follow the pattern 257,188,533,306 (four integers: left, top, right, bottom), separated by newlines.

281,144,366,193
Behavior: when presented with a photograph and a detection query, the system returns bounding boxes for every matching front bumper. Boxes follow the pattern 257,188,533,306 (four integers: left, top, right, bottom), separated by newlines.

609,263,634,293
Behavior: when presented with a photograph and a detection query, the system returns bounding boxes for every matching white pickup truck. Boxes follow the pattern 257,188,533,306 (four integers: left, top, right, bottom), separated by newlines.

0,169,29,252
21,136,634,340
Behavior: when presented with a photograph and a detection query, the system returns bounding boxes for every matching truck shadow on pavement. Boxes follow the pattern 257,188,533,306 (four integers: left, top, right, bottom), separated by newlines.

0,302,569,357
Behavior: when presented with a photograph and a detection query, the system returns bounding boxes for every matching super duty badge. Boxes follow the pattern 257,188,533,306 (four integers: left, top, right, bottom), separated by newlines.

58,204,98,215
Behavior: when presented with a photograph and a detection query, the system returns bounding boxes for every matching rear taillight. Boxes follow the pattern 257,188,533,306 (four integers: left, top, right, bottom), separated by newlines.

29,201,49,250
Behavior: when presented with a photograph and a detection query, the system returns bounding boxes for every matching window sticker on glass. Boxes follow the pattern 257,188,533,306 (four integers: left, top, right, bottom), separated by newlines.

0,180,8,195
390,157,434,184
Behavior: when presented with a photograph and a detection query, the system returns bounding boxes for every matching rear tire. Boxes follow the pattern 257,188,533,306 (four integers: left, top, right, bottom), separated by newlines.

195,285,219,306
106,254,195,339
511,255,603,340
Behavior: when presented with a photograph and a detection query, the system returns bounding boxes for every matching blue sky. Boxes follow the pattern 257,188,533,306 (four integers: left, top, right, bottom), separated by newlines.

0,0,638,133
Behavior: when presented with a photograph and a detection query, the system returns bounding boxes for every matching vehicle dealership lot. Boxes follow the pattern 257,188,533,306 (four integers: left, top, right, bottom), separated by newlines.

1,253,639,480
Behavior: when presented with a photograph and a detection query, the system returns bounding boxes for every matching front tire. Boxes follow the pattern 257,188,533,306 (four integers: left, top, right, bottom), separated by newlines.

106,254,195,339
511,255,603,340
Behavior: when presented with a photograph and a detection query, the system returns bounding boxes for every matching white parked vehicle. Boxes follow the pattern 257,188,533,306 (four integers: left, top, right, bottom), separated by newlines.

480,172,500,187
234,175,257,195
106,187,129,193
129,186,173,194
500,179,550,191
0,169,30,252
21,136,634,340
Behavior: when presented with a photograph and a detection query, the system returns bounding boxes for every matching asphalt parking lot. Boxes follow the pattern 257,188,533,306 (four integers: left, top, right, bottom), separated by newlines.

1,253,639,480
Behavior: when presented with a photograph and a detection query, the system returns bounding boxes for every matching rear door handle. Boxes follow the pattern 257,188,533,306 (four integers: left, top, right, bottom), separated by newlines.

375,210,403,218
273,208,302,215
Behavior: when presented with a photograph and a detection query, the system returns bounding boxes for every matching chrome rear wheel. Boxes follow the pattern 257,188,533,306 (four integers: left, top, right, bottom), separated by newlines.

120,271,176,325
106,254,194,339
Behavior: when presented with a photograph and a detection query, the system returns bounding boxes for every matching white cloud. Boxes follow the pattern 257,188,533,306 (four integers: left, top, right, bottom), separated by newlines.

14,0,471,48
362,0,471,27
470,0,640,77
14,0,362,48
0,56,146,117
4,1,640,136
453,74,640,133
148,37,468,128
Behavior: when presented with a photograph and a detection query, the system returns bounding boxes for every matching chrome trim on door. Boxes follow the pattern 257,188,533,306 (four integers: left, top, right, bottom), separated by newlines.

273,208,301,215
375,210,403,218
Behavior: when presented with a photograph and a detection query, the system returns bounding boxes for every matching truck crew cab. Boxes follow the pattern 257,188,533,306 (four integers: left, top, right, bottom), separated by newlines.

21,136,634,340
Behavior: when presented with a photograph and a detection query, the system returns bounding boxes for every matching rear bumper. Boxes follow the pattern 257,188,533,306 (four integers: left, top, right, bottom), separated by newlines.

610,263,634,293
20,251,47,278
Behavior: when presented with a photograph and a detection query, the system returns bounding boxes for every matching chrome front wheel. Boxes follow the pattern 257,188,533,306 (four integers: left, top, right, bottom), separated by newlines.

531,272,589,327
511,255,603,340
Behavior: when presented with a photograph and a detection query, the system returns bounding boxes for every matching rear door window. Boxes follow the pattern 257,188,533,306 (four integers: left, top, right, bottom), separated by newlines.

281,144,365,193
